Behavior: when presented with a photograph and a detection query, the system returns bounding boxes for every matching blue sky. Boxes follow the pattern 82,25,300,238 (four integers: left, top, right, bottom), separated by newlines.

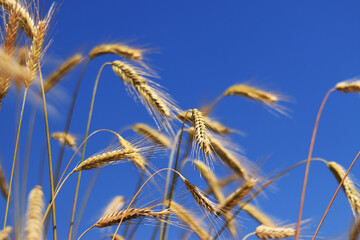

1,0,360,239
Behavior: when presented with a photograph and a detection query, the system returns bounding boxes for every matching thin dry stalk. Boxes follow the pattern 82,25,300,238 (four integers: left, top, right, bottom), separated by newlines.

25,20,47,87
0,226,12,240
89,44,144,60
255,225,295,239
25,186,44,240
51,132,77,148
239,203,276,227
0,163,8,199
43,54,83,93
0,0,35,38
94,207,170,228
327,161,360,216
216,179,257,215
117,136,147,170
132,123,171,148
192,109,212,156
335,78,360,93
103,196,125,216
165,201,210,240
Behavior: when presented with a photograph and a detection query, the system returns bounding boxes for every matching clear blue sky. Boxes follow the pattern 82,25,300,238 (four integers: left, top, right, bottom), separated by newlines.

1,0,360,239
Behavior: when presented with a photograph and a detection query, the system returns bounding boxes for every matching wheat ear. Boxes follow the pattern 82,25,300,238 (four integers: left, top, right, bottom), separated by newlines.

0,226,12,240
25,186,44,240
103,196,125,216
192,109,212,156
51,132,77,148
327,161,360,216
43,54,83,93
335,78,360,93
0,163,8,199
132,123,171,148
89,44,144,60
0,48,29,88
239,203,276,227
165,201,210,240
224,84,279,103
255,225,295,239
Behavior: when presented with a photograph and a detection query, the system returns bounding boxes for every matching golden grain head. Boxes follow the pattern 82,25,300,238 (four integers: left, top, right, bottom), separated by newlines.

89,43,145,60
335,78,360,93
103,196,125,216
192,109,213,156
25,185,44,240
51,132,77,148
132,123,172,148
255,225,295,239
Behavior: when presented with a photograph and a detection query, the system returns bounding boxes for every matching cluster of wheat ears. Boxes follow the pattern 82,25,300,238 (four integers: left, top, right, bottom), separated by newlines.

0,1,359,240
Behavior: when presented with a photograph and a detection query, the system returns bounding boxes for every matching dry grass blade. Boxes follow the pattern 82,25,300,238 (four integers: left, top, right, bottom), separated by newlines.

335,78,360,93
43,54,83,93
165,200,210,240
255,225,295,239
239,203,276,227
216,179,257,215
103,196,125,216
132,123,171,148
89,44,144,60
327,161,360,216
0,226,12,240
51,132,77,148
94,207,170,228
0,163,8,199
192,109,212,156
25,186,44,240
0,0,35,39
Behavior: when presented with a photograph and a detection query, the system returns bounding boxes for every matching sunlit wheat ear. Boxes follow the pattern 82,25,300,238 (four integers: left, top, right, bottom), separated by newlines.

255,225,296,239
94,207,170,228
111,60,178,134
103,196,125,216
239,203,276,227
335,78,360,93
165,201,210,240
43,54,83,93
25,20,47,87
132,123,171,148
0,0,35,39
25,185,44,240
106,235,124,240
0,163,8,199
89,44,145,61
117,135,147,170
223,84,288,115
192,109,213,156
0,48,29,89
216,178,257,215
327,161,360,216
51,132,77,148
0,226,12,239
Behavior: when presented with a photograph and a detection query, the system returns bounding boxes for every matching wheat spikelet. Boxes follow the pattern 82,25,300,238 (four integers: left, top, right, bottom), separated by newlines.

165,201,210,240
239,203,276,227
335,78,360,93
51,132,77,148
106,235,124,240
224,84,278,103
25,20,47,87
0,48,29,89
205,175,238,195
103,196,125,216
117,136,147,170
327,161,360,216
210,137,248,180
89,44,144,60
255,225,295,239
216,179,257,214
0,163,8,199
25,185,44,240
43,54,83,93
0,0,35,39
17,47,27,66
192,109,212,156
132,123,171,148
74,148,137,171
0,226,12,240
94,207,170,228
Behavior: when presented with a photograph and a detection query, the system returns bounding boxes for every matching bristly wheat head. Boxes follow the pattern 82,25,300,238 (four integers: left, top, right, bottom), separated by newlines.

327,161,360,216
94,207,170,228
112,60,178,134
0,0,35,39
165,201,210,240
0,226,12,239
255,225,295,239
51,132,77,148
17,47,27,66
0,163,9,199
25,186,44,240
43,54,83,93
132,123,171,148
103,196,125,216
89,44,145,61
216,179,257,215
239,203,276,227
335,78,360,93
223,84,287,115
192,109,212,157
117,135,147,171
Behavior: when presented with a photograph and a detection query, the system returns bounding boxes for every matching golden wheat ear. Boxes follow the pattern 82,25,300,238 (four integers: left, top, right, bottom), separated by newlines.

132,123,172,148
102,196,125,216
0,163,9,199
335,78,360,93
0,226,12,239
89,44,145,61
51,132,77,148
239,203,276,227
25,186,44,240
255,225,296,239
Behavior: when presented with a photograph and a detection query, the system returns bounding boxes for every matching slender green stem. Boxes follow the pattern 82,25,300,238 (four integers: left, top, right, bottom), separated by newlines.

3,88,27,230
68,62,110,240
38,64,57,240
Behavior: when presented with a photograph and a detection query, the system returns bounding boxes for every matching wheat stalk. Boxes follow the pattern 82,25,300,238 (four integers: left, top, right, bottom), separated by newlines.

25,186,44,240
89,44,144,60
132,123,171,148
51,132,77,148
327,161,360,216
255,225,295,239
